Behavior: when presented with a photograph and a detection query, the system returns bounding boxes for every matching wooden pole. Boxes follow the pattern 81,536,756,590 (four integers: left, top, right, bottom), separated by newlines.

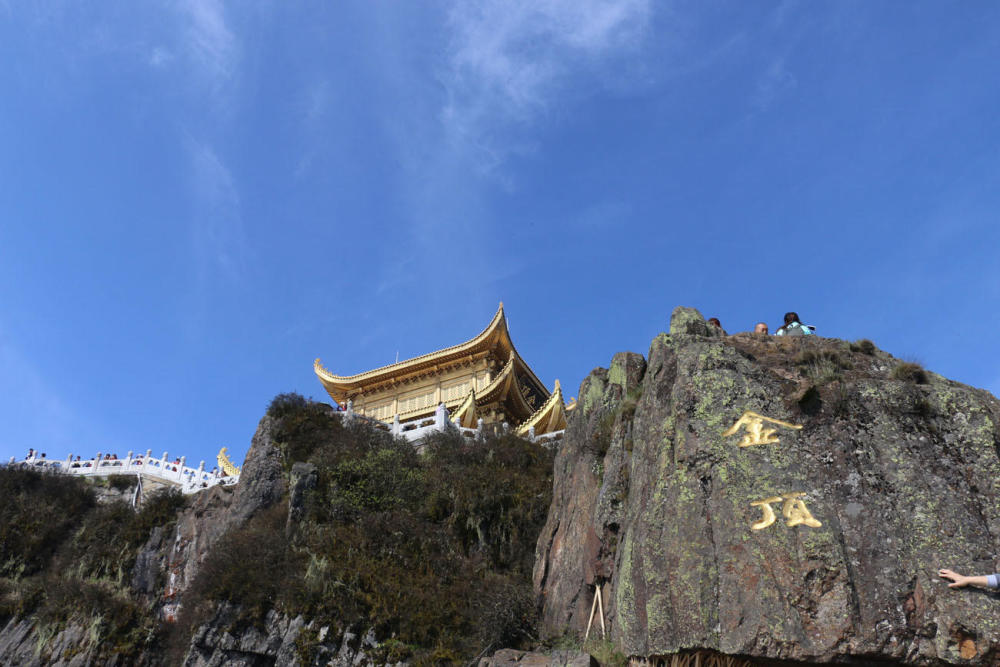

584,584,599,641
596,583,606,638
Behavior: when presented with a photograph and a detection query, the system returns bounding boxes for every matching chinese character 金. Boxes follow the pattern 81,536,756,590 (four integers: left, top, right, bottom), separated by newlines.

750,492,822,530
723,411,803,447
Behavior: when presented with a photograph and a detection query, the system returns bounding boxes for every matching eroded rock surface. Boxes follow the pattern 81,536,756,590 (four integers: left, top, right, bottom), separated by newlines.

535,306,1000,665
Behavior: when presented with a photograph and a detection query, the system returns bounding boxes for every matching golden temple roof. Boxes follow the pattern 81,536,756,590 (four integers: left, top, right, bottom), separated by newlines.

315,303,508,393
315,303,545,401
314,302,566,435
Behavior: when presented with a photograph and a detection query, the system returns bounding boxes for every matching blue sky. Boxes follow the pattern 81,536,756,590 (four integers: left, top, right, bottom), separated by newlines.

2,2,999,468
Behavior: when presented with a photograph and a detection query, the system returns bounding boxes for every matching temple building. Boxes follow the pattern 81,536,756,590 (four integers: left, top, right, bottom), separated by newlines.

314,303,571,438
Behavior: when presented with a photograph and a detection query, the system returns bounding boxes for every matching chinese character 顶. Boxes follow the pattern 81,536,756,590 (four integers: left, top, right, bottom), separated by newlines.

750,492,822,530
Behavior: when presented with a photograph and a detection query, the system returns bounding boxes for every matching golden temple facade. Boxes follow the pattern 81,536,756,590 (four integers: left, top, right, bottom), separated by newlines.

314,303,570,437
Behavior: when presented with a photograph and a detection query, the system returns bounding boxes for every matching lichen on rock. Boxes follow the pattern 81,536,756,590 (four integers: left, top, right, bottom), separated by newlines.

535,312,1000,665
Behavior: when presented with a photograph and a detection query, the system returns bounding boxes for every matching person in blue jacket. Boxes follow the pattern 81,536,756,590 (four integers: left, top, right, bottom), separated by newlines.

775,311,815,336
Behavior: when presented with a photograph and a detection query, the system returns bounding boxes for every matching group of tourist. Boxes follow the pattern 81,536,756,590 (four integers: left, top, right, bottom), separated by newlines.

707,311,816,337
22,449,226,479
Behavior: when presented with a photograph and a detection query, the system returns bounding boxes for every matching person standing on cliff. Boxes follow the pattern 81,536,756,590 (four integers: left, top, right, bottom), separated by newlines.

707,317,727,335
939,568,1000,589
775,312,815,336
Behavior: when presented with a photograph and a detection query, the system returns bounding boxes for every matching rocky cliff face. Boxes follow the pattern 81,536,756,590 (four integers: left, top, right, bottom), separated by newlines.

0,412,296,667
8,306,1000,666
2,397,552,665
535,307,1000,665
132,413,287,621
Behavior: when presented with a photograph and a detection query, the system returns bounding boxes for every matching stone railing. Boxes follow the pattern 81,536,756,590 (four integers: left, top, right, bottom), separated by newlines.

339,401,564,446
5,450,238,495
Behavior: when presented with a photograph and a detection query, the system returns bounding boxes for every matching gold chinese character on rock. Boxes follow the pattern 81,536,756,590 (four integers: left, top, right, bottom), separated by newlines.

750,492,822,531
749,496,782,530
723,411,802,447
780,492,822,528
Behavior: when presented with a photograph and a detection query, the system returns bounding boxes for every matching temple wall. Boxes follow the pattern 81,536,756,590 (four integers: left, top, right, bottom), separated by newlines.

353,359,493,422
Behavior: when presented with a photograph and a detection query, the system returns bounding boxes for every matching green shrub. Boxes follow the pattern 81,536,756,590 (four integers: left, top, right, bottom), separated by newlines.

67,488,185,585
270,396,351,469
794,348,852,384
185,504,290,625
891,361,928,384
131,488,186,542
850,339,877,355
830,382,852,418
33,577,158,656
106,474,136,492
619,385,643,421
180,423,553,662
0,468,95,577
584,638,628,667
0,466,186,661
476,575,537,651
369,637,415,663
326,445,425,516
267,392,309,419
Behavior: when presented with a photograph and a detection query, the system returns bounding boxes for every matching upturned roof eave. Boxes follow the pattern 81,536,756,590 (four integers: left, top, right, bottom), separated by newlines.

315,303,510,394
515,379,566,436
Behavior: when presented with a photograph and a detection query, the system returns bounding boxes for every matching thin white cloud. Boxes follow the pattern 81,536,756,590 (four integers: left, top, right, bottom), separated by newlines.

178,0,236,82
753,57,796,111
443,0,652,168
187,139,247,283
292,80,333,179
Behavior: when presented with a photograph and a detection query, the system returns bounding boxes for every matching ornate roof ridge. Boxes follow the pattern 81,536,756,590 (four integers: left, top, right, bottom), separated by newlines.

315,302,506,386
475,350,517,403
515,379,565,437
451,387,478,427
217,447,242,476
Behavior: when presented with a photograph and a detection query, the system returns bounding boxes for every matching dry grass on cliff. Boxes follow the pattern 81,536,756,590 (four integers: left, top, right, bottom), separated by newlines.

0,468,185,661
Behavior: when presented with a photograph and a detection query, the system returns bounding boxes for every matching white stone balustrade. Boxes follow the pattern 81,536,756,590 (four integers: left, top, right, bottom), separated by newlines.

338,401,565,445
5,451,239,495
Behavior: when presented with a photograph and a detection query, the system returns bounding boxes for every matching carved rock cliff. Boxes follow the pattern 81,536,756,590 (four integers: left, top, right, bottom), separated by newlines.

534,307,1000,665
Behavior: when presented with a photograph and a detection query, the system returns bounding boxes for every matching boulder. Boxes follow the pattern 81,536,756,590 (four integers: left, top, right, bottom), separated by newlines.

535,315,1000,665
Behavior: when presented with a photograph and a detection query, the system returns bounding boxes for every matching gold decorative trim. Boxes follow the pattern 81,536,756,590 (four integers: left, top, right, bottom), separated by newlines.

313,303,554,428
217,447,241,477
515,379,567,437
315,303,508,391
452,388,478,428
475,351,517,403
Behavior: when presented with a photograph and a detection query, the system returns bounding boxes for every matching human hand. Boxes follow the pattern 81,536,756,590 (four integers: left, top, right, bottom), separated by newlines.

939,569,970,588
